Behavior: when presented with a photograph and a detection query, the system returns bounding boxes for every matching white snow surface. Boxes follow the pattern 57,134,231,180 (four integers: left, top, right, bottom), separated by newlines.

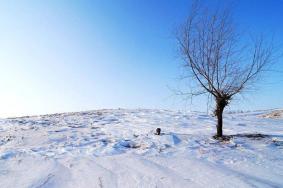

0,109,282,188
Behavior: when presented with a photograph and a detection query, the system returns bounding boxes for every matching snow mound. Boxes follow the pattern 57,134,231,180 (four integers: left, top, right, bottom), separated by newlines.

0,109,283,187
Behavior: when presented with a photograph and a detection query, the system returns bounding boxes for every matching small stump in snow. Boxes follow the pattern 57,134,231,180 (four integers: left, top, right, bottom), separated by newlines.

155,128,161,135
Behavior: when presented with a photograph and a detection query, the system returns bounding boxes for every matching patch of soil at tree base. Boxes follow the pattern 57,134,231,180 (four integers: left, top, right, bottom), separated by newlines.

233,133,269,140
212,135,232,142
212,134,283,149
213,133,269,142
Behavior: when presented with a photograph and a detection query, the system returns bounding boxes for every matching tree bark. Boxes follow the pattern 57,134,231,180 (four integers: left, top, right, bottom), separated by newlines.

216,108,223,137
215,98,226,137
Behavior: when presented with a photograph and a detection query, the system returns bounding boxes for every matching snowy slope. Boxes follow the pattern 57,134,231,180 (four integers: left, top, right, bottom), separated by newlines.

0,109,283,188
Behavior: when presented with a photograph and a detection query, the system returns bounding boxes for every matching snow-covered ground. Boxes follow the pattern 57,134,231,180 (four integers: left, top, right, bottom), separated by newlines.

0,109,282,188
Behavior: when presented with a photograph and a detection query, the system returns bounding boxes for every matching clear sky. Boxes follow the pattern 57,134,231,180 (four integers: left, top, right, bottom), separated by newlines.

0,0,282,117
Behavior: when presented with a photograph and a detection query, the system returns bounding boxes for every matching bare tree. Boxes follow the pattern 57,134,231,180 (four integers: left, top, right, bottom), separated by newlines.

177,2,276,138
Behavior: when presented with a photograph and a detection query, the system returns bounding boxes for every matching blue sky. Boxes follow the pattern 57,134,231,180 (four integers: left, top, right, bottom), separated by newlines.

0,0,282,117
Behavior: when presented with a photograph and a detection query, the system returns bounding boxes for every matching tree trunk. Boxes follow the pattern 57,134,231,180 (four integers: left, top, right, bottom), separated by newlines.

216,108,223,137
215,98,226,137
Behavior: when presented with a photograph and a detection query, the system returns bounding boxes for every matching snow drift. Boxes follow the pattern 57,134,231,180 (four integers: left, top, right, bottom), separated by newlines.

0,109,282,187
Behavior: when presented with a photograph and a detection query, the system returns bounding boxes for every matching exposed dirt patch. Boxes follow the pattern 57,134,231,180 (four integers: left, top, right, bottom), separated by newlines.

261,110,283,119
233,133,269,140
